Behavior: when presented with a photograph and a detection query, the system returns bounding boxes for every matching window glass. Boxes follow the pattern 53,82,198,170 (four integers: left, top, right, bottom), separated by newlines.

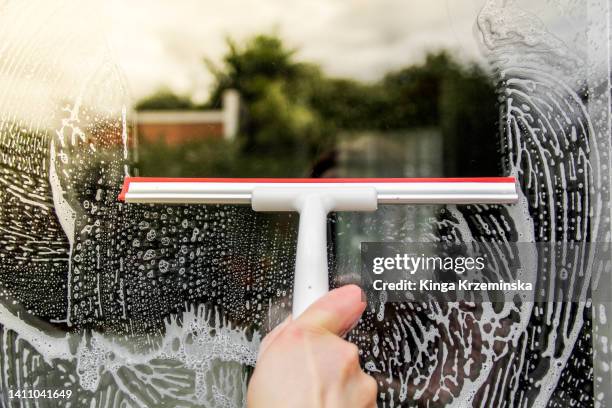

0,0,610,406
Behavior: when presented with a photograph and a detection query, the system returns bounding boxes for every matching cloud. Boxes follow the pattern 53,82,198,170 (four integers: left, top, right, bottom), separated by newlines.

0,0,583,108
105,0,485,101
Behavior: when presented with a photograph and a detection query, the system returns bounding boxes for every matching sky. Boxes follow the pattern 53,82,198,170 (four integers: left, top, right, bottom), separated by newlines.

105,0,488,103
0,0,584,116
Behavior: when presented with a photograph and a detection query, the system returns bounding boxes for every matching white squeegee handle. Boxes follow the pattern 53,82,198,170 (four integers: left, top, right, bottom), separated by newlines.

252,187,378,316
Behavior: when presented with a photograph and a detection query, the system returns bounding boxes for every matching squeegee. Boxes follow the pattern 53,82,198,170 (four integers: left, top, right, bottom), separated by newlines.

119,177,518,316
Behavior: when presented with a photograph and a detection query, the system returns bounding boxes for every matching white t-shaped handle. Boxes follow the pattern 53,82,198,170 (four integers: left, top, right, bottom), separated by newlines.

252,187,377,316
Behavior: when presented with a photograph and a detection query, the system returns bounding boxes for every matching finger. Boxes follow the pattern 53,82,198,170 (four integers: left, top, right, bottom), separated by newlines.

347,374,378,408
362,374,378,407
295,284,366,336
258,315,292,357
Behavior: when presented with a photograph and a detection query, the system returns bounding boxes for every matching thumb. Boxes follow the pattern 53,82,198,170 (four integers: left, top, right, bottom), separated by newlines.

257,315,292,357
294,284,366,336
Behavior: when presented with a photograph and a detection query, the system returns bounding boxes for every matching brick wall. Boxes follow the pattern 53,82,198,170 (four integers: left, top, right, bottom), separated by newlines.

137,122,224,145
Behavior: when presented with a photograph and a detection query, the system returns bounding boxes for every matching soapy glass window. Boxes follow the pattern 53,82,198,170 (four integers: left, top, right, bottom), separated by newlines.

0,1,610,407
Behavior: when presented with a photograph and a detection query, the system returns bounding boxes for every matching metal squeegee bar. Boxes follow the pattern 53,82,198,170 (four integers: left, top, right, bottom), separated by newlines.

119,177,518,205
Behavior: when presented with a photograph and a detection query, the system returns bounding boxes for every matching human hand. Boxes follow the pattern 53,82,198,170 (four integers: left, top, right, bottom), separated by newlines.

247,284,377,408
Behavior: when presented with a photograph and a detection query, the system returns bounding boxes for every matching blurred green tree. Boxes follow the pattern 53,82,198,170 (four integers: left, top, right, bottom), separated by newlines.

207,35,331,154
